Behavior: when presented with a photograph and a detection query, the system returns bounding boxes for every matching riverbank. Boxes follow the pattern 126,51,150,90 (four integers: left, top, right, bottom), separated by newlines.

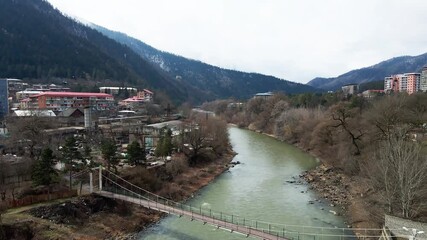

1,151,236,239
248,127,382,231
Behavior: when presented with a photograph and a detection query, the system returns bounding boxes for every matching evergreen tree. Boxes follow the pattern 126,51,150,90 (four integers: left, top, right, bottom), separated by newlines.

32,148,57,186
60,136,83,189
101,139,118,172
155,128,173,157
83,145,95,168
127,140,145,165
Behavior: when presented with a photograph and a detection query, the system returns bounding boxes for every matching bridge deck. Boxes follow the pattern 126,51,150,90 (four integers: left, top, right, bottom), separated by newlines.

97,191,287,240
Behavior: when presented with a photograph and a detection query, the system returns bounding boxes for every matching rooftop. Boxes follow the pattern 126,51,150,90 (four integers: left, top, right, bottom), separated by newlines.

13,110,56,117
30,92,113,98
122,96,145,102
146,120,183,129
143,89,153,94
255,92,273,96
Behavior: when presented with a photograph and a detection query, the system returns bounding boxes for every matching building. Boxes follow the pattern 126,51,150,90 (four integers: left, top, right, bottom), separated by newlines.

384,76,394,92
119,96,146,108
405,73,420,94
137,89,154,102
384,73,420,94
28,92,114,111
25,84,70,92
362,89,384,98
16,90,44,101
341,84,358,95
0,79,9,119
254,92,273,99
99,87,137,95
12,110,56,117
144,120,182,149
420,66,427,92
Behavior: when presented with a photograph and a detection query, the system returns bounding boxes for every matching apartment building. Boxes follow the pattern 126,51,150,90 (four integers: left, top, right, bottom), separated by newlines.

384,73,420,94
420,66,427,92
406,73,420,94
28,92,114,111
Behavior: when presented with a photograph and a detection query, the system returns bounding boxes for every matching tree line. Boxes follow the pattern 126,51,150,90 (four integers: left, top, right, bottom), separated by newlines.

203,92,427,220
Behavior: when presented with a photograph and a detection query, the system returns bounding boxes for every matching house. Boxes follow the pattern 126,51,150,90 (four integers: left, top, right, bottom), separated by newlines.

56,108,85,127
137,89,154,102
56,108,84,118
119,96,146,108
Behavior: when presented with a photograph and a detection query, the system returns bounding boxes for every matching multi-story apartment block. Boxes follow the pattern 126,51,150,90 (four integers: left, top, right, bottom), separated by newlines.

399,75,408,92
420,66,427,92
28,92,114,111
384,76,394,91
405,73,420,94
342,84,358,96
384,73,420,94
0,79,9,119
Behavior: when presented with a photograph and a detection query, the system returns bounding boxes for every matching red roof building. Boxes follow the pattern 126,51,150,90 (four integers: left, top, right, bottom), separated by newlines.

28,92,114,111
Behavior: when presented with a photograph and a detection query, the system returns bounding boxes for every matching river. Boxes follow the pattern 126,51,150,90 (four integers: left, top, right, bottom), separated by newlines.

139,127,348,239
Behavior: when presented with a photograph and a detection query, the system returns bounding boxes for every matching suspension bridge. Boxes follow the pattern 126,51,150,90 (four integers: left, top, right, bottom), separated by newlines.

86,167,388,240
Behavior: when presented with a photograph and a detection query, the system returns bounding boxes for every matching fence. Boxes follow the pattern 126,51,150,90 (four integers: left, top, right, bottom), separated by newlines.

6,189,77,208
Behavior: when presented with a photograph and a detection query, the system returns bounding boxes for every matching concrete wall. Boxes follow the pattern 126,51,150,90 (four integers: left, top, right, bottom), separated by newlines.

385,215,427,240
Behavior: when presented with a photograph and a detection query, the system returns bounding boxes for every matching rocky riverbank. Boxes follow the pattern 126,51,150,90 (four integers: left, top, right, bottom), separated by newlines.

252,128,383,231
300,163,383,230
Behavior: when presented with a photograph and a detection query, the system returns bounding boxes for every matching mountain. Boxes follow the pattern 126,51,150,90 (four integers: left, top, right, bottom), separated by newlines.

0,0,190,103
91,25,318,100
307,53,427,90
1,0,317,104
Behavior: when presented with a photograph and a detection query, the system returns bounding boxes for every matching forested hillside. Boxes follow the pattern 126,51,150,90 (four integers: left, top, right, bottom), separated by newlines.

0,0,190,102
93,25,319,100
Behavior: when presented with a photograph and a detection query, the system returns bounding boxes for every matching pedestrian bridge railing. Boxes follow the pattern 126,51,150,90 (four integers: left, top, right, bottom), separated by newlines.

91,167,388,240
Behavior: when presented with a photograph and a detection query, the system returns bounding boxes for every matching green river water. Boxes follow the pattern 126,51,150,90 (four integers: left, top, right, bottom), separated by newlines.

139,127,348,239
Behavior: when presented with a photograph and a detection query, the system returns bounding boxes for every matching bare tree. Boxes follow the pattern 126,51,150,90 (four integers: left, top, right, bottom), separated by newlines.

6,116,51,159
367,128,427,218
183,116,229,165
366,95,409,142
330,103,365,155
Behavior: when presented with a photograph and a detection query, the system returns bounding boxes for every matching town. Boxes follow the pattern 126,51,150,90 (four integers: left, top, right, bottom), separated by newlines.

0,77,230,206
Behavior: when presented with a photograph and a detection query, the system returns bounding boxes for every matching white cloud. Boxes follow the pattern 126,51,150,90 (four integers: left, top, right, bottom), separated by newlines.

47,0,427,83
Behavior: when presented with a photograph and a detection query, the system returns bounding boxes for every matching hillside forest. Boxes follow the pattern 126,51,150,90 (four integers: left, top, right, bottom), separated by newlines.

202,92,427,223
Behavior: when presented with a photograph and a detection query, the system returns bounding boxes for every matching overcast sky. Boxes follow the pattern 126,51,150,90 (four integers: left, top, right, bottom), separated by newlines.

47,0,427,84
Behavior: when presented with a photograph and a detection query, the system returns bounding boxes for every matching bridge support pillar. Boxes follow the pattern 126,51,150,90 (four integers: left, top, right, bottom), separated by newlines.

89,171,93,193
99,167,102,191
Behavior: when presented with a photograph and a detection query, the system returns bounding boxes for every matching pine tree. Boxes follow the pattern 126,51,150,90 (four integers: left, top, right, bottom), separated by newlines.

32,148,57,187
101,139,118,172
60,136,83,189
127,140,145,165
155,128,173,157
